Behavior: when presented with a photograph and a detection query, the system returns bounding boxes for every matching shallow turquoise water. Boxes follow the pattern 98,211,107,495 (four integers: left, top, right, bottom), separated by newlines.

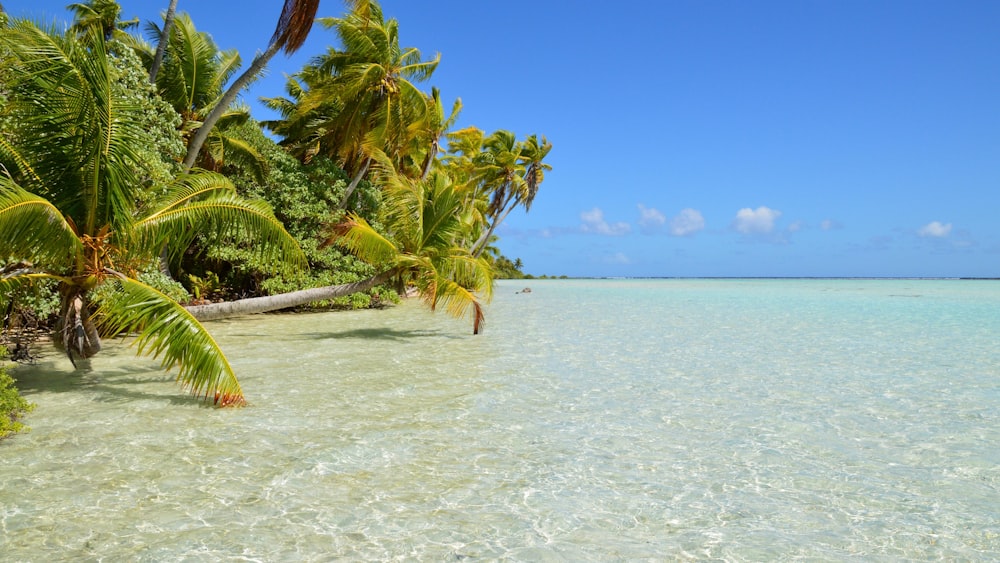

2,279,999,559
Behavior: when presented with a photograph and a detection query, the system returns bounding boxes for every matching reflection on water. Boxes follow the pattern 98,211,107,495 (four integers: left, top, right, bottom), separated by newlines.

1,279,999,559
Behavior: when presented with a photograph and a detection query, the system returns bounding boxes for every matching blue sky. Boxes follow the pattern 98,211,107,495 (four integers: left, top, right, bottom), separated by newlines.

12,0,1000,277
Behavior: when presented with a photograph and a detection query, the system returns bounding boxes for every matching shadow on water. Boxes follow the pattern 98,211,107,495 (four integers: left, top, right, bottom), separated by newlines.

10,357,205,406
299,327,453,341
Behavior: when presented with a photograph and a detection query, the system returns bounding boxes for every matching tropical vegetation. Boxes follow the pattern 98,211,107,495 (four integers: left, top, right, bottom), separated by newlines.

0,346,35,440
0,0,551,417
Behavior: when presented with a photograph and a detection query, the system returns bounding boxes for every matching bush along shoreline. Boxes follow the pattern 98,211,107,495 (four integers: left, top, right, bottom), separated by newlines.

0,346,35,440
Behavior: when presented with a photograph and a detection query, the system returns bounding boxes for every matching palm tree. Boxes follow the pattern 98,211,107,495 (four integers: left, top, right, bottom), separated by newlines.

470,133,551,256
409,87,462,180
148,0,178,83
338,170,493,333
443,129,552,258
183,0,321,170
267,0,438,207
0,20,305,405
187,170,494,334
68,0,139,44
145,13,267,181
261,73,334,163
465,130,526,257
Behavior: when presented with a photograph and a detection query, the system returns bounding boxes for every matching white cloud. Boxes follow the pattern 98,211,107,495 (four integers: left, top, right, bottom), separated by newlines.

637,204,666,231
820,219,841,231
580,207,631,236
670,208,705,236
787,220,804,233
733,206,782,234
918,221,952,238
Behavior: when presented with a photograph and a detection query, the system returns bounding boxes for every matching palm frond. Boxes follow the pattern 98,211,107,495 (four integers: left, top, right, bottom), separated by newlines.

145,171,237,212
429,275,486,335
443,251,495,303
0,135,43,188
213,107,253,130
134,177,307,270
216,135,268,184
175,14,220,114
1,20,145,236
0,178,82,266
213,49,243,93
271,0,321,55
330,214,398,266
94,276,245,406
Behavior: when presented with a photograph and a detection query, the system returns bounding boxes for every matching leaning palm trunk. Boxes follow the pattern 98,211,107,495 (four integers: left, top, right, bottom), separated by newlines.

185,269,395,321
471,203,517,258
183,0,320,169
337,157,371,209
148,0,179,83
182,41,281,169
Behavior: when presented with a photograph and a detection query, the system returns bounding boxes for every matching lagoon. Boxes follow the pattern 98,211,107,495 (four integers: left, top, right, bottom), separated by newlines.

2,279,999,559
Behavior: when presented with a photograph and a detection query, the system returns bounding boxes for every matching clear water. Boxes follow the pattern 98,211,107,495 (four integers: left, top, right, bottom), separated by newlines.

2,279,999,560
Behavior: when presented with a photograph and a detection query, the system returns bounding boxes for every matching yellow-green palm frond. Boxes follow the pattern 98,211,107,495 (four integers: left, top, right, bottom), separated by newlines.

95,276,245,406
430,275,486,335
212,49,244,95
329,213,398,266
134,172,306,270
0,135,42,189
0,178,82,267
145,171,237,212
419,182,468,250
442,251,494,303
152,13,221,116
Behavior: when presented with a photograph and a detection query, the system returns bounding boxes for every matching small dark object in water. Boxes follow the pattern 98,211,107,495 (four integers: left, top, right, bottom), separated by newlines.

10,341,35,364
516,287,532,294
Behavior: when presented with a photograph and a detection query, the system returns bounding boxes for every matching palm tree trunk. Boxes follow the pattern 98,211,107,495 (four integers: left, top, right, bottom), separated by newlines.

183,0,320,169
55,291,102,364
148,0,179,84
337,157,371,209
420,140,438,180
158,246,174,279
471,203,517,258
183,40,282,169
185,269,395,321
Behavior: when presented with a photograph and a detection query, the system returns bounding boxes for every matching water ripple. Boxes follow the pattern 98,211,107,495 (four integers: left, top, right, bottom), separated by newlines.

2,279,999,559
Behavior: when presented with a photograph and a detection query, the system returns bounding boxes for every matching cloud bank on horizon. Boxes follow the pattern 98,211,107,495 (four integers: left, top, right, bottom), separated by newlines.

496,200,973,277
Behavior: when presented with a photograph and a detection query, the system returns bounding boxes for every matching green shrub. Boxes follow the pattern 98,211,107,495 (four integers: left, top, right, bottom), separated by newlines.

181,122,393,309
90,268,192,306
0,346,35,440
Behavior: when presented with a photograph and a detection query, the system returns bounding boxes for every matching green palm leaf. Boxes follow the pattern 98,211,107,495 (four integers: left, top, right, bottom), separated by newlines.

332,214,398,266
134,173,307,270
215,133,268,184
94,276,245,406
0,178,82,266
1,20,145,235
0,135,43,189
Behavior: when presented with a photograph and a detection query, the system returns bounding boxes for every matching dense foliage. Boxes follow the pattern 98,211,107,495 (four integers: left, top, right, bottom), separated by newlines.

0,0,551,417
0,347,35,440
0,19,305,406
